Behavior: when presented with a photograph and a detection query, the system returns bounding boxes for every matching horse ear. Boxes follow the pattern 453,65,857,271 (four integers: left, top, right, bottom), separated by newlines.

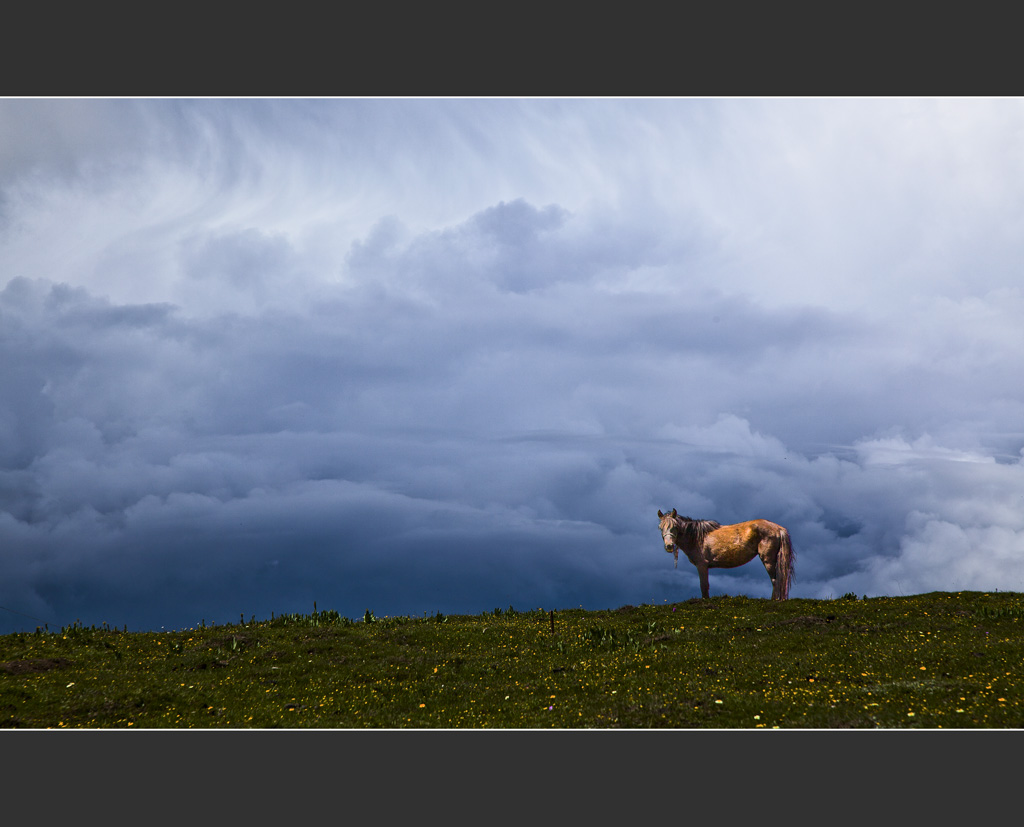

670,508,677,517
658,510,664,518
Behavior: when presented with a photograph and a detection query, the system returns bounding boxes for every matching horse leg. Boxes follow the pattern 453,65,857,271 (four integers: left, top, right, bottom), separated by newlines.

759,539,781,600
697,564,711,599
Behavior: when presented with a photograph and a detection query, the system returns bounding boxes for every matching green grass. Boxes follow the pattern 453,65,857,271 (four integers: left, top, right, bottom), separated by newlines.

2,591,1023,728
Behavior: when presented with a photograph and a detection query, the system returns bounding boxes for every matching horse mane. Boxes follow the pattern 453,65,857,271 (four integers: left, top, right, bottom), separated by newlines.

670,515,722,552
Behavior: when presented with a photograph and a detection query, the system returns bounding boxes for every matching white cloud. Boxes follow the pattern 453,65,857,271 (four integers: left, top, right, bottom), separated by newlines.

868,517,1024,595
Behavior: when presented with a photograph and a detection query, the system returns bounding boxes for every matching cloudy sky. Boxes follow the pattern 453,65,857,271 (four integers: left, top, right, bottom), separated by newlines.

2,97,1023,633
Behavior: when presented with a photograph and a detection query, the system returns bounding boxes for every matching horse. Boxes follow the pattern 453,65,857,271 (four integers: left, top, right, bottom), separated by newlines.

657,508,795,600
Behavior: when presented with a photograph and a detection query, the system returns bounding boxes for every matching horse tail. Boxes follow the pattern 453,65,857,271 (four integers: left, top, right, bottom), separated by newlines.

777,527,795,600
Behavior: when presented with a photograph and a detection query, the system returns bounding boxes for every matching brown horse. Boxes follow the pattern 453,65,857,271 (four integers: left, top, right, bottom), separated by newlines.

657,508,795,600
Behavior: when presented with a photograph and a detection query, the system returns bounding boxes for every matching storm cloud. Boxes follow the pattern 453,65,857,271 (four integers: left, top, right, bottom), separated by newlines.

2,98,1024,633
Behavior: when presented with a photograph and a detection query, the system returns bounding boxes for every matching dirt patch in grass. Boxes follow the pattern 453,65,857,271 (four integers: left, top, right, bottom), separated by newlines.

777,615,834,627
1,657,71,675
203,633,253,649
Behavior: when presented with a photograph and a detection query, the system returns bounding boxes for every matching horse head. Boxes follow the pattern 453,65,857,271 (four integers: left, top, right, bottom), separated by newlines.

657,508,680,564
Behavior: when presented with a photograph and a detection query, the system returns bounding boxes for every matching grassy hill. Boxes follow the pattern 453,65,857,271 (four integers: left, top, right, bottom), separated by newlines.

2,590,1022,728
